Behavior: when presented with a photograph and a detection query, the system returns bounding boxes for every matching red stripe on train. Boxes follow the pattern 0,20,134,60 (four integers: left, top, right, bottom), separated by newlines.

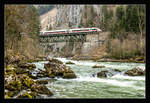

41,30,98,36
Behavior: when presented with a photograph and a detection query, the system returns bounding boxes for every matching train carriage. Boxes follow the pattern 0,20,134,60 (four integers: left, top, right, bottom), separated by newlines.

40,27,102,36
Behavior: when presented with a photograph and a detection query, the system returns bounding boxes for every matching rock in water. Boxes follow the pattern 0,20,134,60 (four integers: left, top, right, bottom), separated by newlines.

48,58,63,64
44,58,76,79
125,67,145,76
97,70,108,78
66,61,75,64
36,80,48,84
63,73,77,79
92,65,105,68
113,69,122,72
31,84,53,95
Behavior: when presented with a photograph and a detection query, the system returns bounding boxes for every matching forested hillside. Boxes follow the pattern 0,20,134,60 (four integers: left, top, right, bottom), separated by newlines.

5,5,44,59
80,5,145,60
103,5,145,60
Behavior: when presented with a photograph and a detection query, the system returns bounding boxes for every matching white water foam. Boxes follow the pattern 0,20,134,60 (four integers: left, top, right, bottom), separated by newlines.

55,58,145,69
57,76,135,87
137,66,145,70
110,74,145,81
56,57,97,66
55,58,69,63
55,75,145,91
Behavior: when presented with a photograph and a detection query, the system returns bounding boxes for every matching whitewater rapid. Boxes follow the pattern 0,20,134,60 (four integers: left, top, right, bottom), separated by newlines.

32,57,145,98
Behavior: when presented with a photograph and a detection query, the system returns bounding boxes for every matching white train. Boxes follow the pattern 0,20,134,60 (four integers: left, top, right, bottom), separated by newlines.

40,27,102,36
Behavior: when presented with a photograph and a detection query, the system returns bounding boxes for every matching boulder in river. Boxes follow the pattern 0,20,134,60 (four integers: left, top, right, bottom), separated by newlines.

36,80,48,84
125,67,145,76
66,61,75,65
113,69,122,72
44,59,76,79
48,58,63,64
5,90,20,98
31,83,53,95
97,70,108,78
63,72,77,79
92,65,105,68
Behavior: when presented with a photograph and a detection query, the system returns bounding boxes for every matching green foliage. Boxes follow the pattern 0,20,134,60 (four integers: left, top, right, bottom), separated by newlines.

79,6,98,27
110,5,145,39
101,6,114,31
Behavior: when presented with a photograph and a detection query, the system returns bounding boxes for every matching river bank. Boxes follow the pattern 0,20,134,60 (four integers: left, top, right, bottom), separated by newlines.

71,55,145,63
4,51,53,98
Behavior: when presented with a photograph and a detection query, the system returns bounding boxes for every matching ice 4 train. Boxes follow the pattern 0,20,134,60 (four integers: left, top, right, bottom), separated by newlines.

40,27,102,36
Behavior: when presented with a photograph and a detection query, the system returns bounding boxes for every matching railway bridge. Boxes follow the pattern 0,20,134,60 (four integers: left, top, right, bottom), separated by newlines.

39,28,104,53
40,32,88,43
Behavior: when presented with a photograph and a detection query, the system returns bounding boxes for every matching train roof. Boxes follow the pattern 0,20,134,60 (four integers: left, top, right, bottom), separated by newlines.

41,27,101,33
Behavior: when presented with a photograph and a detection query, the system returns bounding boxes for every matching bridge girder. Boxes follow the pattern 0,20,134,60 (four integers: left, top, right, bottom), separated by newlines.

40,33,87,43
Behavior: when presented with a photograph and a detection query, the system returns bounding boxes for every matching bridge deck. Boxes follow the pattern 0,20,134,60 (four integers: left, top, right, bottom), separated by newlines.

39,32,98,37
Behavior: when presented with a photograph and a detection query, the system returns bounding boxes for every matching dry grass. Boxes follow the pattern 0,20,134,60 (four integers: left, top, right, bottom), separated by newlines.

108,34,145,59
88,44,108,59
16,35,45,59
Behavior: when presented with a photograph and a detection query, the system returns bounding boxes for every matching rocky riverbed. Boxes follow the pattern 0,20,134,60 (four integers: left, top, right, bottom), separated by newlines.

4,52,76,99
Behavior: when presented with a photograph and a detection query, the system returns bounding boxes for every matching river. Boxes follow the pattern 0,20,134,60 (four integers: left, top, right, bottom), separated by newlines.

31,58,145,98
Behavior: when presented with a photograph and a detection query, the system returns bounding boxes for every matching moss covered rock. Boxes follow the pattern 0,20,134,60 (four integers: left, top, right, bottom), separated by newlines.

36,80,48,84
4,51,54,98
135,56,144,61
17,90,36,99
5,51,26,65
48,58,63,64
19,74,35,88
5,65,17,72
44,59,76,79
63,73,76,79
5,90,19,98
18,63,36,70
5,73,22,91
31,83,53,96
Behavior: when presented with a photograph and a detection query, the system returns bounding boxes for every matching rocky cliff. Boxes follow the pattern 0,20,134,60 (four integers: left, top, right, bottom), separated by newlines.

40,5,104,30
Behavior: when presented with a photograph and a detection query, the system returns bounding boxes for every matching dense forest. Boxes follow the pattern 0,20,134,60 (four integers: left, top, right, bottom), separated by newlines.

105,5,146,60
5,5,44,59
